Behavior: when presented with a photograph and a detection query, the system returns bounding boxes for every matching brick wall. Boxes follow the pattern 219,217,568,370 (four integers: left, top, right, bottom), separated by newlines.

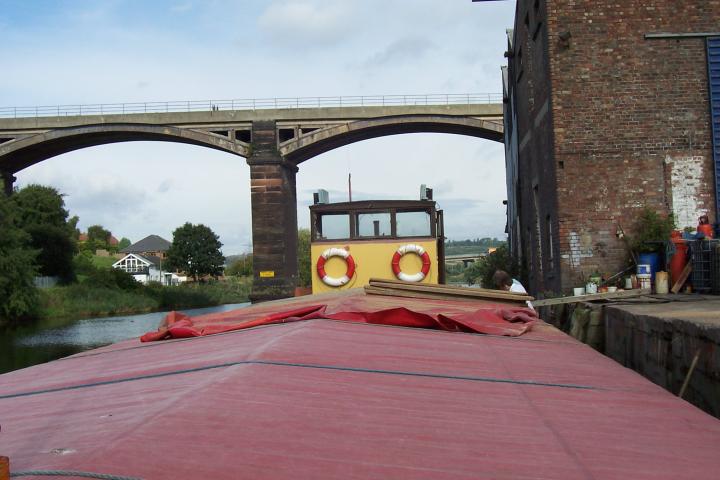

510,0,562,294
510,0,720,292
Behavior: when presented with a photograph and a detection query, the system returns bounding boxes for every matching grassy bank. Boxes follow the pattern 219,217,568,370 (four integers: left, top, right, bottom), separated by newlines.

38,277,252,320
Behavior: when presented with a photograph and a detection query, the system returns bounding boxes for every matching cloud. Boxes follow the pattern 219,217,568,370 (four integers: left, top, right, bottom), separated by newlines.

171,2,193,13
156,179,173,194
363,37,436,68
4,0,516,253
258,1,355,46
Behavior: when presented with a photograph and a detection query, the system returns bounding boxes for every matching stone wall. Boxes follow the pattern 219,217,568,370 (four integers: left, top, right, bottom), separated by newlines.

604,302,720,418
247,121,299,301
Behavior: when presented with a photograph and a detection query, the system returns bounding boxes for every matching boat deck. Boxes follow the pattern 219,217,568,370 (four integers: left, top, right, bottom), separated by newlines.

2,290,720,479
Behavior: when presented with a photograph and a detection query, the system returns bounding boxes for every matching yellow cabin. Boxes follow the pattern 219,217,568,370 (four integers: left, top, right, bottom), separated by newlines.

310,199,446,293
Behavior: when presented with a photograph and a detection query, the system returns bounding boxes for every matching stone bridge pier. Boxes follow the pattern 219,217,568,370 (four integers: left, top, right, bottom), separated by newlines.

1,171,15,196
247,121,298,302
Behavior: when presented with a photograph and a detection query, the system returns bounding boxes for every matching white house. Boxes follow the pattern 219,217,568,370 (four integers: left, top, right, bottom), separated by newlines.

112,253,186,286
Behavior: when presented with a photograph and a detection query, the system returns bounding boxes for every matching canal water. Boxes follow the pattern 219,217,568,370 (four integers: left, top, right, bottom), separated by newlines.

0,303,249,375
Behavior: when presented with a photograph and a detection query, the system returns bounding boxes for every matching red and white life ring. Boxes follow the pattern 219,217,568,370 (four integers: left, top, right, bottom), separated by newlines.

391,244,431,282
317,248,356,287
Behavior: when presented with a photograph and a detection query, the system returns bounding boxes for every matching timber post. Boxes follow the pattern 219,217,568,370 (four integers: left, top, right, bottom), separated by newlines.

0,456,8,480
247,120,299,302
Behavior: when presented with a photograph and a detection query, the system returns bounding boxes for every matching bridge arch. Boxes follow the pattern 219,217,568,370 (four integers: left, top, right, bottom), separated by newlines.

0,123,248,173
0,104,505,302
280,115,503,164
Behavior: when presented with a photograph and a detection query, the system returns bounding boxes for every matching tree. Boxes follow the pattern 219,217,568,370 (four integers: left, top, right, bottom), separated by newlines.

464,244,518,288
10,185,77,282
83,224,112,253
118,237,132,250
10,184,72,228
0,194,39,323
166,223,225,281
225,254,253,277
297,228,311,287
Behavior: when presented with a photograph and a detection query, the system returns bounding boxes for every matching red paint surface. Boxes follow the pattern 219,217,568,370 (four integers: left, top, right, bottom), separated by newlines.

2,291,720,479
139,296,537,342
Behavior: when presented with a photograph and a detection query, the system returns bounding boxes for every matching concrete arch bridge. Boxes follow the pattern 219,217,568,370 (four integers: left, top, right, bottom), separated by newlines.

0,94,503,300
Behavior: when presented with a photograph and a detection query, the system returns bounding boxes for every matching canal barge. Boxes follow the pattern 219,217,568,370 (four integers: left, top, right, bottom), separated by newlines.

2,287,720,479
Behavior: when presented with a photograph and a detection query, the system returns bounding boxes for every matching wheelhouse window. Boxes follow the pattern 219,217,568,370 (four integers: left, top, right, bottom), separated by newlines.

311,200,438,242
318,213,350,240
396,211,431,237
356,212,391,237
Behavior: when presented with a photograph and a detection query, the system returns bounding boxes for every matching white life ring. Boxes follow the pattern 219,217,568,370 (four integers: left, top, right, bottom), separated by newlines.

391,244,431,282
317,248,356,287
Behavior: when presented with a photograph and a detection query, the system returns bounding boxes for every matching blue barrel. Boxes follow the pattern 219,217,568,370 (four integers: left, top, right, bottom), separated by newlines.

638,252,660,283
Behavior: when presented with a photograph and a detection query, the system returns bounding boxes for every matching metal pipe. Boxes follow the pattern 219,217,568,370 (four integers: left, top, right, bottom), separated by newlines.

645,32,720,39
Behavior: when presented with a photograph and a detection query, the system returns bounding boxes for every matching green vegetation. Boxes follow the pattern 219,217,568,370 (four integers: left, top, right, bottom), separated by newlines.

10,184,77,283
297,228,311,287
0,184,250,327
39,274,251,320
462,245,518,288
225,254,253,277
91,255,118,269
445,238,505,256
629,207,675,253
80,224,114,254
166,222,225,281
0,194,39,324
118,237,131,250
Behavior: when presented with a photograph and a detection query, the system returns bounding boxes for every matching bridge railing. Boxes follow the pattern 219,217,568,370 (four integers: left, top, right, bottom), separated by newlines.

0,93,503,119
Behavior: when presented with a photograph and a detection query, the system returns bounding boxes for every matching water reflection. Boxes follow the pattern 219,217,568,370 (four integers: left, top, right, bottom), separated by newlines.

1,303,249,374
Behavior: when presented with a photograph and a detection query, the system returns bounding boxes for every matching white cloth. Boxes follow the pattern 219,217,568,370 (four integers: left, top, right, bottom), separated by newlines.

509,279,534,310
509,279,527,294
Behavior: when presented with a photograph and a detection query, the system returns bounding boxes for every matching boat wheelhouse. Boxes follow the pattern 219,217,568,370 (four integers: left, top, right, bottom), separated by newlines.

310,199,446,293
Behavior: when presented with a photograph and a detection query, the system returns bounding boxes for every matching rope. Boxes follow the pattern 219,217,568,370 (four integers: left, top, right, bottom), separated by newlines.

0,359,600,401
10,470,142,479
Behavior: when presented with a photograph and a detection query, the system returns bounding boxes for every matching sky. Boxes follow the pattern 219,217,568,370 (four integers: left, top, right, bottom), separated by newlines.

1,0,516,254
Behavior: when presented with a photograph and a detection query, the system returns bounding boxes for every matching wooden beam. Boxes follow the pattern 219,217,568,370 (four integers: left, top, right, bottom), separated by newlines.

368,278,534,302
364,285,526,305
530,289,651,307
671,264,692,294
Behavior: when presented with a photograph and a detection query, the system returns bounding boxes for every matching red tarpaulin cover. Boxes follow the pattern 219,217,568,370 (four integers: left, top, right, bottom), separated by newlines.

141,303,536,342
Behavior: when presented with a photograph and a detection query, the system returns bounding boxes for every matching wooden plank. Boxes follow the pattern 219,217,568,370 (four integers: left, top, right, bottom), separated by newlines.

368,277,501,293
671,263,692,294
530,289,651,307
368,278,534,302
368,277,525,296
364,286,526,305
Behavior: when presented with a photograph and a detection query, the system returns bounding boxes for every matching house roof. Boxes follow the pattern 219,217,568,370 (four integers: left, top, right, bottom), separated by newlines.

113,253,153,268
113,253,167,270
121,235,171,254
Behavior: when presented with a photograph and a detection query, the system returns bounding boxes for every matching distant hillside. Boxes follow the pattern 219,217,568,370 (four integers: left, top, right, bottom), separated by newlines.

445,238,505,256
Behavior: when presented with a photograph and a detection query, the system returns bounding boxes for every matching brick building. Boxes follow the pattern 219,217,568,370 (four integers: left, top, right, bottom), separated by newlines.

501,0,720,294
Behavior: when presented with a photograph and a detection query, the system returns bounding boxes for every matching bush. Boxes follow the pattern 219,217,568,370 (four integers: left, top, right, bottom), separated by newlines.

145,277,251,309
81,268,142,291
629,207,675,253
39,285,158,319
225,254,253,277
463,245,518,288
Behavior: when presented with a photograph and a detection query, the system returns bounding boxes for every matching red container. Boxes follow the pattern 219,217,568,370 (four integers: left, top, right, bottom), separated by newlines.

669,231,688,285
698,223,714,238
